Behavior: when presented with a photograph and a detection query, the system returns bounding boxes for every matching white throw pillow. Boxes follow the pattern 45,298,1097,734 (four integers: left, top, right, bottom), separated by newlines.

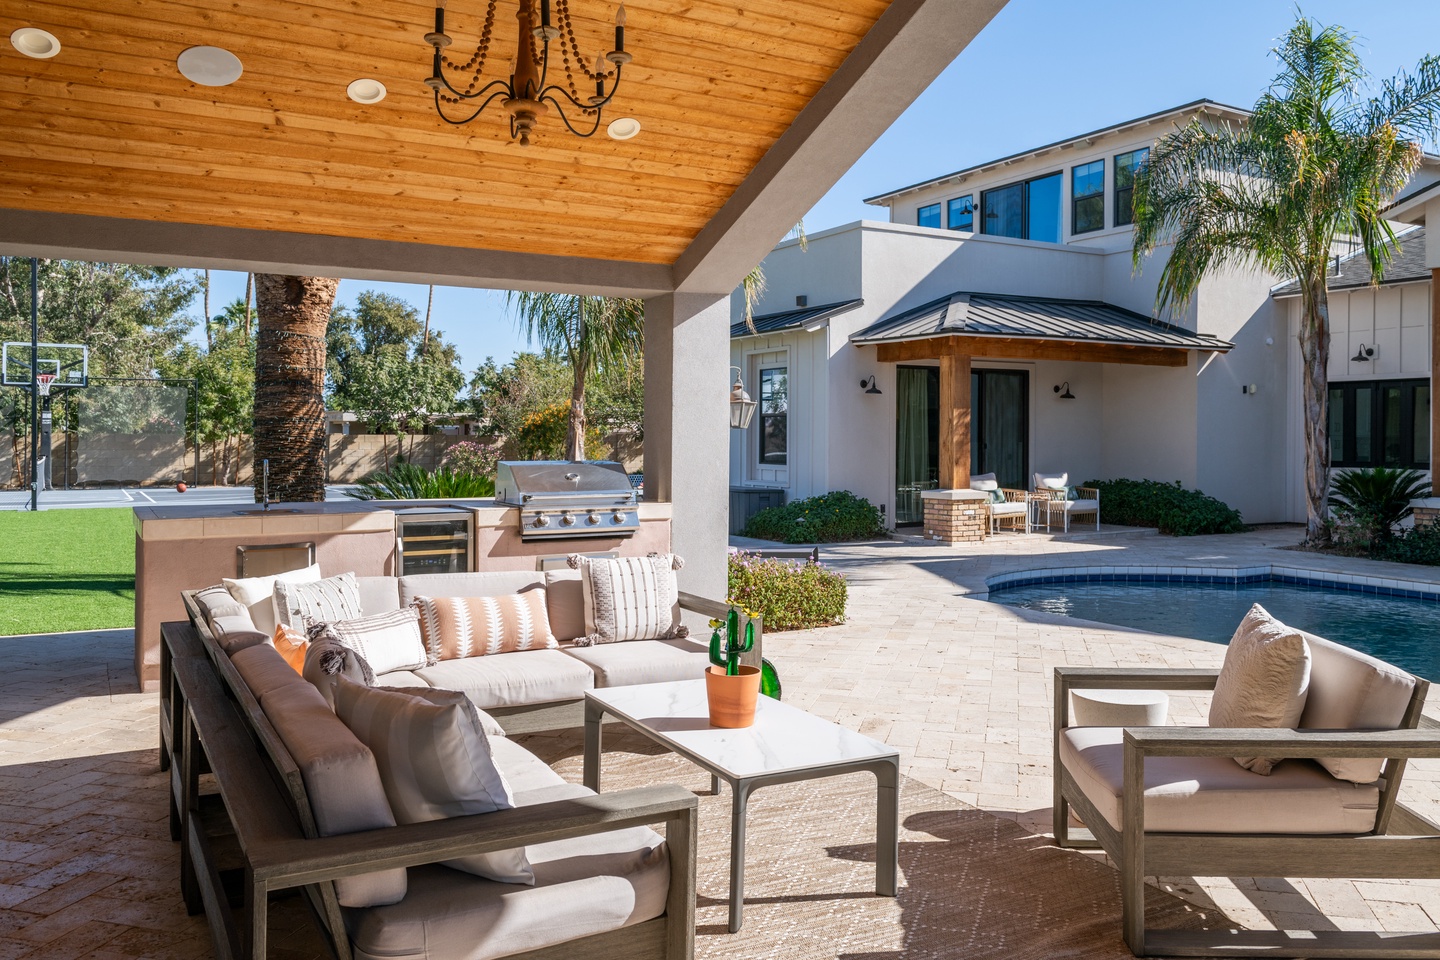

1208,604,1311,775
333,678,533,884
970,472,999,492
574,553,686,645
327,608,429,676
223,564,321,635
1035,472,1068,491
275,572,362,632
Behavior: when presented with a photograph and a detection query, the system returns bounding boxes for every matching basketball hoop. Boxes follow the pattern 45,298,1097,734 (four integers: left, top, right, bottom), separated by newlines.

35,374,56,397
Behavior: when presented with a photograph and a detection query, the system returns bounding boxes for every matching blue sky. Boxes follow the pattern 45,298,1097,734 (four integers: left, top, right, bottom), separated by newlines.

197,0,1440,373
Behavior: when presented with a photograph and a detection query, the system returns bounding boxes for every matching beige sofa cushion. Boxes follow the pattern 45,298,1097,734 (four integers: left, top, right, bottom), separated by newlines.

543,570,587,642
1208,604,1311,774
260,679,407,908
231,643,309,702
334,680,532,885
413,591,557,661
1060,726,1380,835
562,638,709,688
356,576,401,615
414,650,594,710
1300,630,1417,783
487,735,568,794
398,571,545,608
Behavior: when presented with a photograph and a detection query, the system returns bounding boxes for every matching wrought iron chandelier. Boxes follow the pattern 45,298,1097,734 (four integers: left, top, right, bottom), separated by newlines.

424,0,632,146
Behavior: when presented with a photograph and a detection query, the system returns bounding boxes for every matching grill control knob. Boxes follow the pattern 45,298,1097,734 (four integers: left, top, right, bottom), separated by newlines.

560,513,576,527
612,511,626,523
534,514,550,528
586,512,601,525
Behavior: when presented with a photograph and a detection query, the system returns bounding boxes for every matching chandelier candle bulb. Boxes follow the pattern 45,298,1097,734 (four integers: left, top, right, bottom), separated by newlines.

615,4,625,51
541,0,549,27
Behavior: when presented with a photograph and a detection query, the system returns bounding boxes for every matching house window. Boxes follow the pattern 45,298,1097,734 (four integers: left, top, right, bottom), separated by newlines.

917,203,941,229
758,366,788,465
1329,378,1430,468
1071,160,1105,234
981,172,1061,243
1115,148,1148,227
947,195,974,231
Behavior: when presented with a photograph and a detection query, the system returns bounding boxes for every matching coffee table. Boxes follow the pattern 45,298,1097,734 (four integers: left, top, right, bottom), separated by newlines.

583,679,899,933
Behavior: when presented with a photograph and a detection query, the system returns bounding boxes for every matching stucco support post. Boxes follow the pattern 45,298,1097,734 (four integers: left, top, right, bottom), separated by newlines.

643,293,730,603
938,351,972,489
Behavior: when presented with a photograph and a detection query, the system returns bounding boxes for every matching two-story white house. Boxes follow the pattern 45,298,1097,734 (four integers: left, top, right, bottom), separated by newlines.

727,100,1439,530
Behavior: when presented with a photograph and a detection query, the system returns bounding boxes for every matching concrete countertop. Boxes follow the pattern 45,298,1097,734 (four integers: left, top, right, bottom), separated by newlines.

133,498,672,540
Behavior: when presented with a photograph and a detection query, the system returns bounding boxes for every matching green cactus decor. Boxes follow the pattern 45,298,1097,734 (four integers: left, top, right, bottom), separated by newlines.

709,607,782,699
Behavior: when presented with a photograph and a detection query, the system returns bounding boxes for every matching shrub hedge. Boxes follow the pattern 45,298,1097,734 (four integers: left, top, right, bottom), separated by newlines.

348,462,496,500
727,552,847,631
743,490,885,544
1083,478,1245,536
1369,522,1440,566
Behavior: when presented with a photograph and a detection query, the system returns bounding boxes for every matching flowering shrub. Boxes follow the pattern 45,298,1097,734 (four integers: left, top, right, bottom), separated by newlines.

742,490,885,544
727,552,847,631
440,439,502,479
516,402,607,460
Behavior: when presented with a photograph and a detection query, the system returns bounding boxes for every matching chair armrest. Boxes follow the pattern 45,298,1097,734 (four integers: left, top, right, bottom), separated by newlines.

249,784,698,888
1000,488,1029,502
678,592,728,620
1122,726,1440,761
1054,667,1219,728
1075,486,1099,499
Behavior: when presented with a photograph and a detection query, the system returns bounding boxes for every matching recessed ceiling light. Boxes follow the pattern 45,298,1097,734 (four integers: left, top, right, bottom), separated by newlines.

606,117,641,141
347,78,387,104
10,27,60,59
177,46,243,87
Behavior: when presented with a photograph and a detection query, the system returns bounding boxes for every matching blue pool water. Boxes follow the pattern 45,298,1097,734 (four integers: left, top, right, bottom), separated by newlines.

991,579,1440,680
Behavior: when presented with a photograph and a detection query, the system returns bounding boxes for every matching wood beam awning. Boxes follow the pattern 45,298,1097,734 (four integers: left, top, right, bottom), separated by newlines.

874,334,1191,367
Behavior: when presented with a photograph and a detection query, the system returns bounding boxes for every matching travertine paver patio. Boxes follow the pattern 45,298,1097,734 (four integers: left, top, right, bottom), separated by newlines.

2,524,1440,954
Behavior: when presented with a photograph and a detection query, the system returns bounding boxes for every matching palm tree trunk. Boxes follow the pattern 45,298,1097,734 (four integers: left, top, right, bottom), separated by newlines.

203,269,212,349
243,273,254,341
1299,276,1333,544
423,284,433,349
253,275,338,502
567,349,588,461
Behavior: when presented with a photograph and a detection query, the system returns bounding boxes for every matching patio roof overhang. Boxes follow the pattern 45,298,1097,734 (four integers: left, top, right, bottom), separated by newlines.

851,292,1233,366
0,0,1007,299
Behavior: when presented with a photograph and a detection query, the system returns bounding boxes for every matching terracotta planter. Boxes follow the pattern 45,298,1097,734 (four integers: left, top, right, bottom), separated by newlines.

705,664,761,728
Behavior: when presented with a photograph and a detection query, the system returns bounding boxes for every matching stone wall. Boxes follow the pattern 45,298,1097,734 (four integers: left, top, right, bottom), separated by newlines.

921,490,989,543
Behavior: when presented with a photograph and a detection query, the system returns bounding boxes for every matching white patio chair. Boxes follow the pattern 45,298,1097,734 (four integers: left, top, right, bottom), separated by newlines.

971,472,1030,534
1032,471,1099,533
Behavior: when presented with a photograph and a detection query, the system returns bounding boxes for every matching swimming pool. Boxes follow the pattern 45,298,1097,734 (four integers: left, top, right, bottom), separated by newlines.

991,577,1440,680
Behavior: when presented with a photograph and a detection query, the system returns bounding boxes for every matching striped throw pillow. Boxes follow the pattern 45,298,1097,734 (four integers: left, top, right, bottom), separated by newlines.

328,608,428,675
577,554,684,645
413,591,557,662
275,572,362,632
332,677,533,885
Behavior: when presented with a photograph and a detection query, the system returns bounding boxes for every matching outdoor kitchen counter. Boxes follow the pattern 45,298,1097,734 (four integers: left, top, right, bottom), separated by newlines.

131,499,673,691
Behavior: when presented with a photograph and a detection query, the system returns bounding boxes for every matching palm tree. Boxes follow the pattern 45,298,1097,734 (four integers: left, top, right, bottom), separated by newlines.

1132,17,1440,545
253,275,340,501
740,221,806,332
508,292,644,460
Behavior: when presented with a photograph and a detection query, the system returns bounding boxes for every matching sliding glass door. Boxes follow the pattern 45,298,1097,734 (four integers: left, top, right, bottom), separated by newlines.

895,366,938,525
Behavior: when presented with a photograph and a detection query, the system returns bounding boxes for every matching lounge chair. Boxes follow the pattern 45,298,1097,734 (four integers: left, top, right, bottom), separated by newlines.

1032,471,1099,532
971,472,1031,534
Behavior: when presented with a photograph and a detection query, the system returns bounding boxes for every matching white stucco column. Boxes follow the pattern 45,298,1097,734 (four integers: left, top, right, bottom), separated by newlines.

643,292,731,601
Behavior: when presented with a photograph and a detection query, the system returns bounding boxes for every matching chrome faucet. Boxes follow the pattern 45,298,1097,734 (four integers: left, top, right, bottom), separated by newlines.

261,459,272,512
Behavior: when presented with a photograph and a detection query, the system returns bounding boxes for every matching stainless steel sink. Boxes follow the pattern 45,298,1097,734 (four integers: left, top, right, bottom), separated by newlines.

231,508,304,516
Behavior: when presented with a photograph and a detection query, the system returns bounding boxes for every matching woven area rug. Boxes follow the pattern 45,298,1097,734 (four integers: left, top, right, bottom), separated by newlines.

517,728,1218,960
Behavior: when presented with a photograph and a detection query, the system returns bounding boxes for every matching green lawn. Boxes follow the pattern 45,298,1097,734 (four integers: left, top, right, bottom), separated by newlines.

0,508,135,635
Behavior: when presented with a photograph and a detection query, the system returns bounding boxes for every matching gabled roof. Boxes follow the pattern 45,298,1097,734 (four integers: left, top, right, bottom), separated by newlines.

731,298,864,339
863,99,1252,206
1270,228,1428,298
850,292,1233,351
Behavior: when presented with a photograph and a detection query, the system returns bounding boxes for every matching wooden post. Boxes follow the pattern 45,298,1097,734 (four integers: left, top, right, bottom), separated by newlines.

938,350,972,489
1432,269,1439,466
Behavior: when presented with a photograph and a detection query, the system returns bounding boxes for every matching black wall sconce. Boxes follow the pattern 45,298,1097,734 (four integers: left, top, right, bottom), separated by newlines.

1053,381,1075,399
1352,343,1375,362
860,375,882,395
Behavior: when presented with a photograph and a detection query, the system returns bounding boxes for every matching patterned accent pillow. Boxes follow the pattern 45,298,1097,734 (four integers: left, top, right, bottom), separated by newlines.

574,553,687,645
327,608,429,676
276,572,362,632
333,677,533,885
412,590,557,662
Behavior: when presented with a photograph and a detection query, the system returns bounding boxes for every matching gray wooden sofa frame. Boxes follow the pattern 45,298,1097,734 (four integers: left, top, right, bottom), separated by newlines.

160,614,698,960
1053,666,1440,958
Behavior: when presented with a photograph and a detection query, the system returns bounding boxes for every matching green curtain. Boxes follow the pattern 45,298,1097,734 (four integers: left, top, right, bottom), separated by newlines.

895,367,933,523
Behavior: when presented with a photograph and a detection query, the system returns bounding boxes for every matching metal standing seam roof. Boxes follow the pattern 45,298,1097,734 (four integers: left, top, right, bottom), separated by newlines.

1269,227,1427,297
730,298,864,338
850,292,1233,351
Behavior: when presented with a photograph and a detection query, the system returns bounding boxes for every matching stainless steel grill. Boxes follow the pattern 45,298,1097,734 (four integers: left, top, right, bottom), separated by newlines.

494,460,640,539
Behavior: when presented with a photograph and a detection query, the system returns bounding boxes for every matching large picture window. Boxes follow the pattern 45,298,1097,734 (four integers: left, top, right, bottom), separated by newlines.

917,203,941,229
1329,378,1430,468
758,366,788,465
947,194,974,231
981,172,1061,243
1114,148,1148,227
1071,160,1105,234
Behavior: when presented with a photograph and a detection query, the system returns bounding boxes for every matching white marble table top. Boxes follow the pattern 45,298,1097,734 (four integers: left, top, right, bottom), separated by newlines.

586,679,897,781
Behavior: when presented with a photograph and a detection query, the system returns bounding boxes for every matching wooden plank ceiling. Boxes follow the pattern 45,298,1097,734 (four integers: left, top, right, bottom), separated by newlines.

0,0,888,265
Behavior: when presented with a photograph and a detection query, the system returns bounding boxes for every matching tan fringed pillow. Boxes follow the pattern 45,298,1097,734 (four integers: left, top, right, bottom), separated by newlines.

571,553,688,645
1208,603,1311,775
412,590,557,662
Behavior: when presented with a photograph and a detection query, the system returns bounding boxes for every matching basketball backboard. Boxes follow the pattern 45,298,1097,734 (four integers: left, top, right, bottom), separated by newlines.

2,343,88,389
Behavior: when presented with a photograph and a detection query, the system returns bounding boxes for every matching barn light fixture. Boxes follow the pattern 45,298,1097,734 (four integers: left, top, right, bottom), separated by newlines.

424,0,632,146
860,375,882,395
1054,381,1075,399
1351,343,1375,362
